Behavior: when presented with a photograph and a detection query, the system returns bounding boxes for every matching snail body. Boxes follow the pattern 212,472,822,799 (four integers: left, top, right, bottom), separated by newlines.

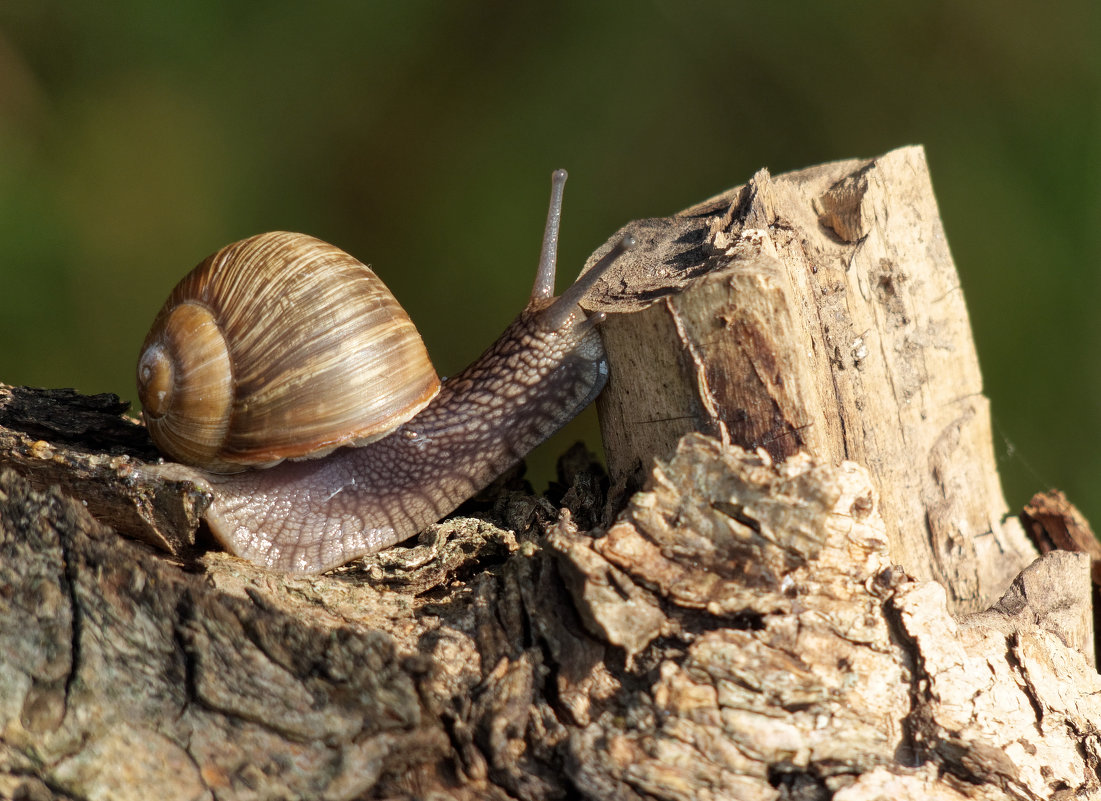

139,170,634,573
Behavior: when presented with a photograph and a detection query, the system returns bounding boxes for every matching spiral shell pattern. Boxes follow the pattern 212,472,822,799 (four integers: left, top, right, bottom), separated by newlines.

137,232,440,473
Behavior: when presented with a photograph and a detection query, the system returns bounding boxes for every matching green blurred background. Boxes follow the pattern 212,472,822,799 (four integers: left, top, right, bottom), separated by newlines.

0,3,1097,527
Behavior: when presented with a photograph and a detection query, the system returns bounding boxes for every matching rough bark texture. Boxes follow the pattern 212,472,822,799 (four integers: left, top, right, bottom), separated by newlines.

1,147,1097,800
585,146,1036,615
0,384,207,556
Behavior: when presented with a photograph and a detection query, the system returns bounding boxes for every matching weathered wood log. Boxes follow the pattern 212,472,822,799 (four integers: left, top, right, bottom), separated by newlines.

1,147,1097,800
1,437,1096,800
585,146,1036,615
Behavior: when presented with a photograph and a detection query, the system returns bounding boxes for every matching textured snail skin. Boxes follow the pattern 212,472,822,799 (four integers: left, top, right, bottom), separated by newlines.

203,300,609,573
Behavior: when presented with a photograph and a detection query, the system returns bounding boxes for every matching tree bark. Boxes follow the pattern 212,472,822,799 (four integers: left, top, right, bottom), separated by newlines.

1,146,1097,801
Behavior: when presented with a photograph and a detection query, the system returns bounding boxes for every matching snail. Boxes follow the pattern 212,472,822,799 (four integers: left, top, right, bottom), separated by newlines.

137,169,636,574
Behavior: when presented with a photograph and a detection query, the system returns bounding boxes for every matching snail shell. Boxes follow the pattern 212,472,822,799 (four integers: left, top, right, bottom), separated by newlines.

137,231,440,473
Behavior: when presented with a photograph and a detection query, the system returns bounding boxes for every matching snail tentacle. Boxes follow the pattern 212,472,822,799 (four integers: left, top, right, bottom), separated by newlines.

530,168,568,301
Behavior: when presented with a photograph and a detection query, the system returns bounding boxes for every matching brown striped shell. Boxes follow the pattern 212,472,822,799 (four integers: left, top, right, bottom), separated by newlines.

137,231,440,473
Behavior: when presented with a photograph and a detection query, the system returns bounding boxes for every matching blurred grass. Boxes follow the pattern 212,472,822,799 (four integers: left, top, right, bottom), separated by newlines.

0,2,1098,528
